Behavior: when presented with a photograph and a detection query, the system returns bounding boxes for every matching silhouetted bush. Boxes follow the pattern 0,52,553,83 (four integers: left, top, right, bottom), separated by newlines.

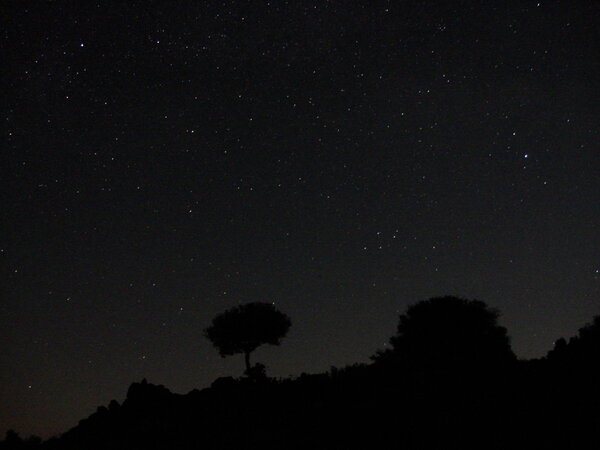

0,430,42,449
372,296,516,370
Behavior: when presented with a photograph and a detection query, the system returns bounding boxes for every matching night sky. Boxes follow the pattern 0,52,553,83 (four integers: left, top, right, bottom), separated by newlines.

2,0,599,439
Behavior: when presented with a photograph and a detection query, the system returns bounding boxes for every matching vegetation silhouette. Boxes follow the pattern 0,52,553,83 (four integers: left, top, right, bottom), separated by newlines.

547,315,600,370
2,299,599,450
204,302,291,376
0,430,41,449
372,296,516,370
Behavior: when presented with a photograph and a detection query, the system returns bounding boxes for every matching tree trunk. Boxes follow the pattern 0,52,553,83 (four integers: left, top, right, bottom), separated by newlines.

244,351,251,373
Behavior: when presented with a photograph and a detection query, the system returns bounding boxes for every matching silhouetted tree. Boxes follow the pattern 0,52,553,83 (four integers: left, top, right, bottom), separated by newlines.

2,430,22,448
373,296,515,369
0,430,41,449
204,302,291,375
547,315,600,370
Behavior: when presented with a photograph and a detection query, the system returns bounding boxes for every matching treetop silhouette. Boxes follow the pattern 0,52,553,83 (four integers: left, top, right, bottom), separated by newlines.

547,314,600,369
373,296,515,369
204,302,291,376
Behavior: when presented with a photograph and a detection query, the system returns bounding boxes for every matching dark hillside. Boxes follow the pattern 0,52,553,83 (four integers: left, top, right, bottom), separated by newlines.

3,302,598,449
2,357,598,450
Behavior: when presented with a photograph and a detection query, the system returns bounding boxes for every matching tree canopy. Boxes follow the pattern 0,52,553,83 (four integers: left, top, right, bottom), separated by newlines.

204,302,291,375
547,315,600,370
373,296,515,369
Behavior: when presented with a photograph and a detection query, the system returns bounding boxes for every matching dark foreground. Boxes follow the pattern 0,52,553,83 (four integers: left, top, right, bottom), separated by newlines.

2,358,599,450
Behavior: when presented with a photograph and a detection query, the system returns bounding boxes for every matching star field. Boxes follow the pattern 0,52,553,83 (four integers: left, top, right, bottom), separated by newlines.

1,0,599,439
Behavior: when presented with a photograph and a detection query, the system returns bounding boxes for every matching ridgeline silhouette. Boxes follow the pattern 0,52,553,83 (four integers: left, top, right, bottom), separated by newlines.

2,296,599,449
